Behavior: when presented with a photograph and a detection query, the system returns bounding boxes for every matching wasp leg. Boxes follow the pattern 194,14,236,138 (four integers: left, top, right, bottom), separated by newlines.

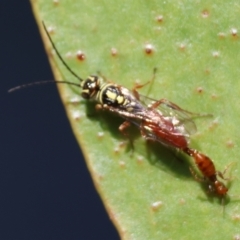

97,104,132,132
189,167,217,197
119,121,131,135
95,103,103,111
189,167,205,182
217,171,229,181
132,81,151,100
96,71,108,82
132,67,157,100
217,162,235,181
119,121,135,151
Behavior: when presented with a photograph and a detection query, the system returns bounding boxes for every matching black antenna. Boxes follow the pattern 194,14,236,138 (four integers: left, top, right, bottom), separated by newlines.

8,22,85,93
8,80,81,93
42,21,83,82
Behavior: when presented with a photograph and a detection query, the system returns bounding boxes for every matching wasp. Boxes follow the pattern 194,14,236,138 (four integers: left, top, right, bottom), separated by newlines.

9,22,230,201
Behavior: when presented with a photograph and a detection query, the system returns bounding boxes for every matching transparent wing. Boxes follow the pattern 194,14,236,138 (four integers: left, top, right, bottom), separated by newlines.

138,94,210,137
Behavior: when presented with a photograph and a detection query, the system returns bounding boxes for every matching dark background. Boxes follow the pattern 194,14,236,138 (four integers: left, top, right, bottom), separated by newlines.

1,1,119,239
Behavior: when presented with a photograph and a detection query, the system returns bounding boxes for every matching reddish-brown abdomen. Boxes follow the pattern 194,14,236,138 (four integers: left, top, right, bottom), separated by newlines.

146,122,188,149
193,151,216,178
184,148,216,178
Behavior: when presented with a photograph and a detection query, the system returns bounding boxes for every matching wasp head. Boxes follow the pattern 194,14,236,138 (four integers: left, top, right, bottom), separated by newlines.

81,75,102,99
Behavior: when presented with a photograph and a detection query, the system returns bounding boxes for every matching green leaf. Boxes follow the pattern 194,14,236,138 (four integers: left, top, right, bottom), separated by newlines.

32,0,240,239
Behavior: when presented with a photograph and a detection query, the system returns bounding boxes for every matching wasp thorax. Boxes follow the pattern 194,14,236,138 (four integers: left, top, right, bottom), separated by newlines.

81,75,101,99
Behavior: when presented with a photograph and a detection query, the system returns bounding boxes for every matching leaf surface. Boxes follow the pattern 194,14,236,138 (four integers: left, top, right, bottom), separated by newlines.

32,1,240,239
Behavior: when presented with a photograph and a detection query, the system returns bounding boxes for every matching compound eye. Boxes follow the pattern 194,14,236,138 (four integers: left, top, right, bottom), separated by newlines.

82,79,94,90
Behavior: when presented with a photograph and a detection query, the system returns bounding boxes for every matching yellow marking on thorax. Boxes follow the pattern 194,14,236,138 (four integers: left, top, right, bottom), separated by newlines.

116,95,125,104
106,90,118,101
